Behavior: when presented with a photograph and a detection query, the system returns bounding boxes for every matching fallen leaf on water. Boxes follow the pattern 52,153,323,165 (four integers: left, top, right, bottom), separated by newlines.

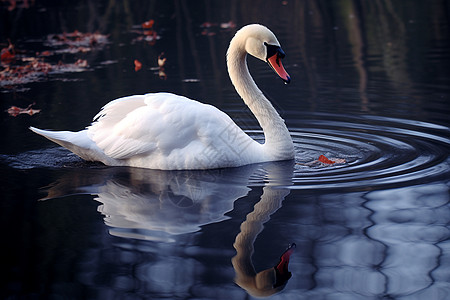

74,59,88,68
142,19,154,29
201,30,216,36
158,68,167,80
220,21,236,29
318,155,335,164
131,20,160,45
200,21,236,36
1,57,89,87
296,155,347,167
6,103,41,117
134,59,142,71
37,50,52,57
156,53,167,79
318,155,347,165
1,33,107,90
200,22,216,28
46,31,109,49
157,52,166,67
1,41,15,63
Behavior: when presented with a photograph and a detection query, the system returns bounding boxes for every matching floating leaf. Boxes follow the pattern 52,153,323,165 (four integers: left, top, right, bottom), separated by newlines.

200,21,236,36
200,22,216,28
131,20,160,45
37,50,52,57
1,32,107,90
318,155,335,164
1,41,15,63
220,21,236,29
134,59,142,71
6,103,40,117
45,31,109,49
157,52,166,67
1,57,89,87
296,155,346,167
318,155,346,165
156,53,167,79
74,59,88,68
142,19,155,29
158,68,167,80
201,30,216,36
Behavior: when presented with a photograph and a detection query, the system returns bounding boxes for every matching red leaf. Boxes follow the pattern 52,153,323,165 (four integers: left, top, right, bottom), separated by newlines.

38,50,52,56
7,106,21,116
6,103,41,117
142,19,154,29
318,155,335,164
74,59,88,67
200,22,215,28
1,41,15,63
134,59,142,71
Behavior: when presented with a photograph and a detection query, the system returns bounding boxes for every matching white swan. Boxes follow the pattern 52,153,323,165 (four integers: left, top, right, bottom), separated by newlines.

30,24,294,170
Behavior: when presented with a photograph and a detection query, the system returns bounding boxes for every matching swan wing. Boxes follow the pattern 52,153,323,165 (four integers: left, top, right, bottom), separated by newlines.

88,93,255,167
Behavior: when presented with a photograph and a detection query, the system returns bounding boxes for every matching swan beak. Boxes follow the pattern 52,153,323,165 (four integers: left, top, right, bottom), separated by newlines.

273,243,296,287
267,51,291,84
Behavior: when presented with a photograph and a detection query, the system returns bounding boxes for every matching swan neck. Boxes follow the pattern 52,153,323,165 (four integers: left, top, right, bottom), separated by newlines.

227,39,294,160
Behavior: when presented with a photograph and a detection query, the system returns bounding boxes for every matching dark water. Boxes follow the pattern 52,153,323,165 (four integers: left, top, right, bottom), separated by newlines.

1,1,449,299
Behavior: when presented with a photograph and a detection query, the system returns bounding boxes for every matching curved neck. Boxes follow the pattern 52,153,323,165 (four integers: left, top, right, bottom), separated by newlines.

227,39,294,160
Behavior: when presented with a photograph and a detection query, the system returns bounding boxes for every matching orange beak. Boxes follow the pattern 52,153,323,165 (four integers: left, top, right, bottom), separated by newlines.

273,243,296,287
267,52,290,84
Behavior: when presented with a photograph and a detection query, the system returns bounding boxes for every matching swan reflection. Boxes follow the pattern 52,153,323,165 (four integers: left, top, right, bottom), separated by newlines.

42,161,295,297
233,187,296,297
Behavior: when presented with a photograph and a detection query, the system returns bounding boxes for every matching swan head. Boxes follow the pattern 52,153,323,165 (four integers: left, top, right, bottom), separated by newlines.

232,24,291,83
233,243,296,297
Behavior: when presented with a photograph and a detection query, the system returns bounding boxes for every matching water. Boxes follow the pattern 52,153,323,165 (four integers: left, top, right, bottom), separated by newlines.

1,1,449,299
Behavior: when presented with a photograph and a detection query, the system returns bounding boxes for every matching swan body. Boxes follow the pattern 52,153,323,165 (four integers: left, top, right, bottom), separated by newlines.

30,24,294,170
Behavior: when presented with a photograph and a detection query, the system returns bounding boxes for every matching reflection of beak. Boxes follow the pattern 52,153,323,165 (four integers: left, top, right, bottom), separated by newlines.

267,52,291,84
274,243,296,287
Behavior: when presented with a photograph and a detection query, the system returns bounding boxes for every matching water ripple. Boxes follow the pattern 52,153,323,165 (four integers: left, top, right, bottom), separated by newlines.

247,113,449,190
2,113,449,193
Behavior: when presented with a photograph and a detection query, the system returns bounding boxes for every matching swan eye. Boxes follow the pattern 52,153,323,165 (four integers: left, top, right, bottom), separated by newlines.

264,42,285,61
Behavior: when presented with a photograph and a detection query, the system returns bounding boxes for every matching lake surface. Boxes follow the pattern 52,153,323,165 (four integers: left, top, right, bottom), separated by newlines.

1,1,449,299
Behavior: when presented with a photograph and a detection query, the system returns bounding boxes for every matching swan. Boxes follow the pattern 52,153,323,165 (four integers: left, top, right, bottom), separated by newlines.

30,24,294,170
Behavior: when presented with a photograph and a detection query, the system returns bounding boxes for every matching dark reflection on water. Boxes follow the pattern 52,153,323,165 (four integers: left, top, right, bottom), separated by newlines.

1,155,449,299
1,0,450,299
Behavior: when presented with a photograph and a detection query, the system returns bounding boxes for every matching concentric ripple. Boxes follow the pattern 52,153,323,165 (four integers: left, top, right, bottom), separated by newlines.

2,113,449,192
285,113,450,189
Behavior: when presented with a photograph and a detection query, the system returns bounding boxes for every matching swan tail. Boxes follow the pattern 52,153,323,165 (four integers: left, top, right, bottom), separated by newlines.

30,127,108,163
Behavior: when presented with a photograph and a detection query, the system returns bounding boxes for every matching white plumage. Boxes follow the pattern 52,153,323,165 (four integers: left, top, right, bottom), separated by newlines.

30,24,294,170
